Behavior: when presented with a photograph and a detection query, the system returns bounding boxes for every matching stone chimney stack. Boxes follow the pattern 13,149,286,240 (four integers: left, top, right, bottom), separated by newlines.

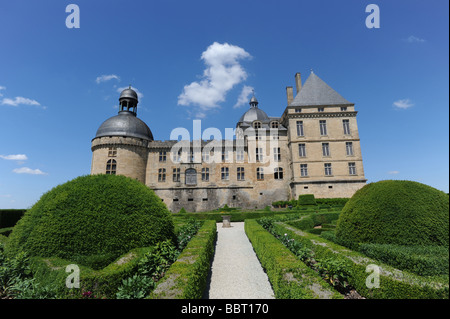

286,86,294,105
295,72,302,94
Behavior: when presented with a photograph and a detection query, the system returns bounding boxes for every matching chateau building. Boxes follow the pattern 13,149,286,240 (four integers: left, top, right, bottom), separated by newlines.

91,71,367,212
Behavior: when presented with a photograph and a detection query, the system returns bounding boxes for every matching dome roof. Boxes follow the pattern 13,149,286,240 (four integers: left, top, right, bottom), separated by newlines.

238,107,270,123
119,87,139,101
95,112,153,141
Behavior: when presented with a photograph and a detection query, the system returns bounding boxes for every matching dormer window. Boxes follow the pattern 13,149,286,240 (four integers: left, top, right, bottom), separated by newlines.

270,121,279,129
318,107,325,112
253,121,262,129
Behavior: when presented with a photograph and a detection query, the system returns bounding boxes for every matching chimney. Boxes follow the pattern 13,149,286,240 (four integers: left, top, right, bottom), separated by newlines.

286,86,294,105
295,72,302,94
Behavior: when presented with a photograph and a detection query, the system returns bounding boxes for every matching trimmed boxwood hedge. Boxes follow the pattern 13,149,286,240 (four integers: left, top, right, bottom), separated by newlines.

149,220,217,299
245,219,343,299
276,221,449,299
336,180,449,247
5,174,176,266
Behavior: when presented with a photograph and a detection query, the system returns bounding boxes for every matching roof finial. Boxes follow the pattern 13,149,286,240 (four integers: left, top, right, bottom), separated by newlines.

310,68,314,74
129,84,132,89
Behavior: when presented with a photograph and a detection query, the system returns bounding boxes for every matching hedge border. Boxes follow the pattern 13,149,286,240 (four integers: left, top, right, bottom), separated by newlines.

245,219,343,299
149,219,217,299
275,222,449,299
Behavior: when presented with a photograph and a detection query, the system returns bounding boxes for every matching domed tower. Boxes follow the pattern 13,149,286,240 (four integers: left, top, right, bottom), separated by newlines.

91,87,152,183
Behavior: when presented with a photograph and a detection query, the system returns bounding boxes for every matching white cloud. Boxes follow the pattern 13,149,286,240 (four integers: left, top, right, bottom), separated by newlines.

234,85,254,109
178,42,251,112
96,74,120,84
404,35,426,43
116,86,144,99
388,170,400,175
1,96,41,107
393,99,414,109
0,154,28,161
13,167,47,175
0,85,5,97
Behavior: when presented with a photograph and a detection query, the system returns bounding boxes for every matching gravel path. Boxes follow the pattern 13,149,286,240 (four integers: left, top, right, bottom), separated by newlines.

205,222,275,299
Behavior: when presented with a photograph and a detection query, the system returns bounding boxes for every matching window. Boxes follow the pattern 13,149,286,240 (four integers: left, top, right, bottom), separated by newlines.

236,150,244,162
253,121,262,129
189,150,195,162
158,168,166,182
273,147,281,162
256,167,264,180
173,149,181,163
106,159,116,175
298,144,306,157
173,168,180,182
324,163,332,176
320,120,327,136
318,107,325,112
343,119,351,135
221,149,229,162
300,164,308,177
202,150,210,162
322,143,330,157
341,106,347,111
271,121,279,128
159,151,166,162
108,147,117,157
348,162,357,175
237,167,245,181
201,167,209,181
185,168,197,185
346,142,354,156
296,120,304,136
221,167,229,180
256,148,263,162
274,167,283,180
295,108,302,113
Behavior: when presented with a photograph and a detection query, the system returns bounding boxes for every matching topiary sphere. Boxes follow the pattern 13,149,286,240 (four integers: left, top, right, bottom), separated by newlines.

335,180,449,247
5,174,176,264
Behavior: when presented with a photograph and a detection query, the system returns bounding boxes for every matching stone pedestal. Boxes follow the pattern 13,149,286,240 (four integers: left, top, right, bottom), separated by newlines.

222,215,231,228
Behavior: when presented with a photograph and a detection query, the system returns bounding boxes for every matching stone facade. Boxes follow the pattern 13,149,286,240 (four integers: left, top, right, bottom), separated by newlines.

91,72,367,212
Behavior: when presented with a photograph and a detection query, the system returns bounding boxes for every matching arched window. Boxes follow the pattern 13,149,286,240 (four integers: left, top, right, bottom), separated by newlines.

270,121,279,128
106,159,117,175
253,121,262,129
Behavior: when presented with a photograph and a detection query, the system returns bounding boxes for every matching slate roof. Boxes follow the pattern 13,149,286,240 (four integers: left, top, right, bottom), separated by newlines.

290,72,352,106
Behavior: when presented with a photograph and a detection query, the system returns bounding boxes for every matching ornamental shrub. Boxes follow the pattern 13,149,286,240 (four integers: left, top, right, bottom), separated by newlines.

298,194,316,206
5,174,176,266
335,180,449,247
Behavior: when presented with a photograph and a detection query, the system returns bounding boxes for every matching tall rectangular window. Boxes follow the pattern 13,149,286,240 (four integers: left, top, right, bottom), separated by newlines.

343,119,351,135
221,149,229,162
237,167,245,181
173,168,180,182
322,143,330,157
300,164,308,177
202,150,210,162
298,144,306,157
159,151,166,162
236,150,244,162
256,148,263,162
173,149,181,163
346,142,354,156
324,163,332,176
273,147,281,162
296,120,304,136
348,162,357,175
158,168,166,182
201,167,209,181
221,167,229,180
256,167,264,180
319,120,327,136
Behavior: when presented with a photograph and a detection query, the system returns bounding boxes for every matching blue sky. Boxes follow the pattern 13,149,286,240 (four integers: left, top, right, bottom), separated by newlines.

0,0,448,208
